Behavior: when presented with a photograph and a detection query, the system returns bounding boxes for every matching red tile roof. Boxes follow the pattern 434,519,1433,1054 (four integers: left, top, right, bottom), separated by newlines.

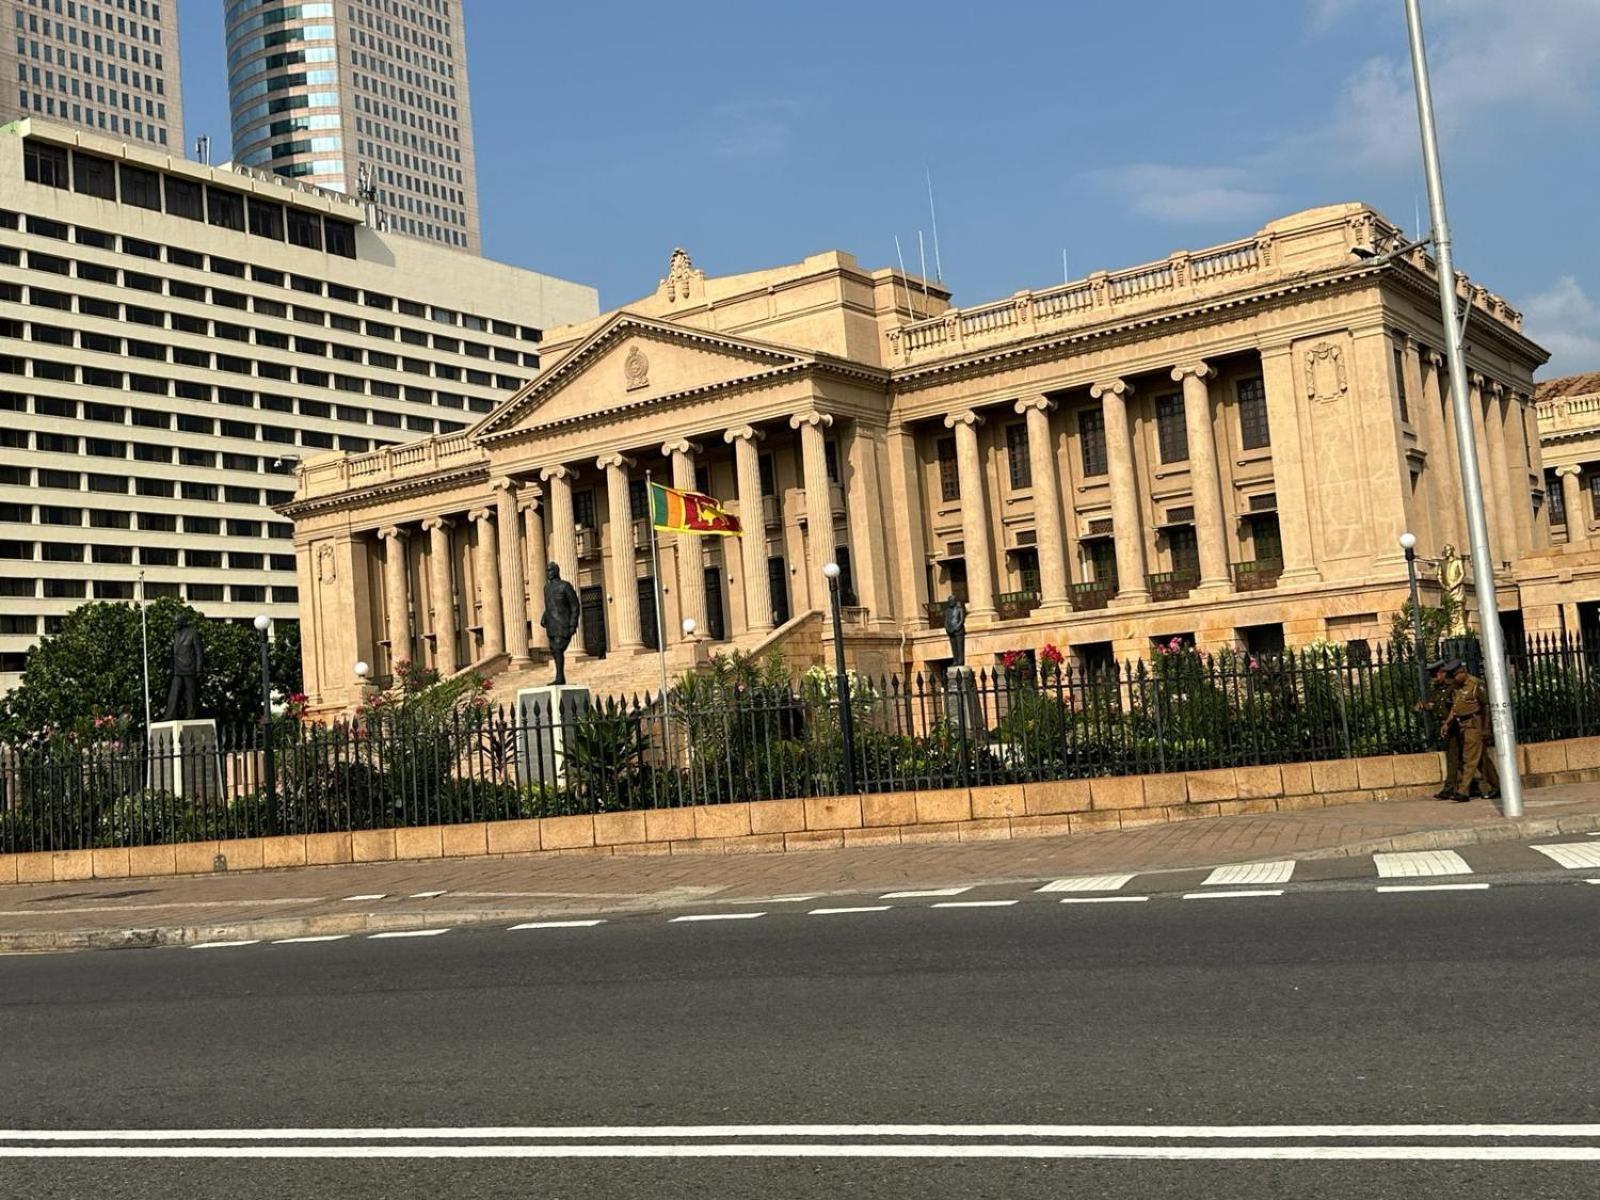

1536,371,1600,403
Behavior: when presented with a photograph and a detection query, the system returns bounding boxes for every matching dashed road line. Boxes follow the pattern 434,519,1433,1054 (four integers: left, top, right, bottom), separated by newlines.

1373,850,1472,878
1375,883,1491,893
408,891,448,899
368,929,450,939
881,887,969,899
1531,843,1600,870
343,894,387,902
931,900,1017,909
509,920,605,930
272,935,350,945
1036,874,1135,893
1181,890,1285,901
1203,861,1295,887
669,912,766,923
1059,895,1149,904
189,940,261,950
810,906,892,916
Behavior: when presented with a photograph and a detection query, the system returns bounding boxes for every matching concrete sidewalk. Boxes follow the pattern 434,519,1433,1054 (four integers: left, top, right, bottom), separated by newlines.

3,782,1598,954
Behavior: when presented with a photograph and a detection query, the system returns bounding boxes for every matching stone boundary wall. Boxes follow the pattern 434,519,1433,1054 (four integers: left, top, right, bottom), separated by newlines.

6,738,1600,886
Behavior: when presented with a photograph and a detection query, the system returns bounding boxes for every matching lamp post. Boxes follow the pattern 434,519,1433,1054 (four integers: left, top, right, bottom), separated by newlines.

822,561,857,795
1402,0,1521,816
1399,532,1430,724
682,617,697,640
354,660,370,695
253,614,276,823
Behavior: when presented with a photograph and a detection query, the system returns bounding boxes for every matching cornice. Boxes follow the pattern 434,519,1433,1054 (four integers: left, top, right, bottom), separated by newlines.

277,462,489,520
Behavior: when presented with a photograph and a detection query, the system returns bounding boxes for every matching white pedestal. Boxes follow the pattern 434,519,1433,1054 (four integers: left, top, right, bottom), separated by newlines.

147,719,223,802
515,685,592,789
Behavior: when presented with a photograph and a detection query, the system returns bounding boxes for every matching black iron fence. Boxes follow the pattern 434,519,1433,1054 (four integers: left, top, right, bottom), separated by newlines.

4,634,1599,854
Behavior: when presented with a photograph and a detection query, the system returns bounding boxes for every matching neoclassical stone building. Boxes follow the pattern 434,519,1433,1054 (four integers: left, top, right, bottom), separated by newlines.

283,203,1553,714
1524,371,1600,640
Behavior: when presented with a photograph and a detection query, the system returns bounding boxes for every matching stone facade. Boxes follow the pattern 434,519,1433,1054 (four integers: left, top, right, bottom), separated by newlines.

1524,371,1600,640
283,204,1553,715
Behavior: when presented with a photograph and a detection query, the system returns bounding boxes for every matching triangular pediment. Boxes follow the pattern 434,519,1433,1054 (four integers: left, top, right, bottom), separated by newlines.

472,313,809,441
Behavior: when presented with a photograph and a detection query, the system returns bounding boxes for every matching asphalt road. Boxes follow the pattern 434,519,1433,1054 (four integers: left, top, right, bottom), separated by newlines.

3,878,1598,1198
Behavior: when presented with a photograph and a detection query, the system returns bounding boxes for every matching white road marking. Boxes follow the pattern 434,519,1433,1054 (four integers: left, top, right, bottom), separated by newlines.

1376,883,1491,893
1203,861,1295,887
1,1145,1596,1161
271,936,349,945
367,929,449,939
188,940,261,950
1181,890,1285,900
408,891,448,899
758,896,819,903
1373,850,1472,878
1059,895,1149,904
1036,874,1134,893
930,900,1017,909
508,920,605,930
6,1123,1598,1141
881,887,969,898
809,906,892,916
669,912,765,923
343,894,387,902
1531,842,1600,869
1589,879,1600,885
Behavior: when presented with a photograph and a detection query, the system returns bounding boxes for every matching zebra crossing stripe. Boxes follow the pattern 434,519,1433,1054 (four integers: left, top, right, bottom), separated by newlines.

1203,861,1296,887
1036,874,1135,893
1373,850,1472,878
1531,843,1600,870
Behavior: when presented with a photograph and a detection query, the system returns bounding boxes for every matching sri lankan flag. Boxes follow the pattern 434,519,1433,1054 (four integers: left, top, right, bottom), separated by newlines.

649,480,742,536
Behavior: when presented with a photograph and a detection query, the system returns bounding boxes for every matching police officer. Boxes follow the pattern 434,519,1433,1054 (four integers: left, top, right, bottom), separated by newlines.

1416,658,1462,800
1442,661,1501,802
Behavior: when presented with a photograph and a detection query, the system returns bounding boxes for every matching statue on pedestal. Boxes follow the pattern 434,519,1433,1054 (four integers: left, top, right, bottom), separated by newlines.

162,615,206,722
943,596,967,667
1438,544,1469,636
541,562,581,685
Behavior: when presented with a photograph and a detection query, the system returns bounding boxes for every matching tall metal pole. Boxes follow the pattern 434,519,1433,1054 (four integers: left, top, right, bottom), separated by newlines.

1403,0,1521,815
258,624,277,824
825,567,857,795
138,570,152,738
1403,539,1430,733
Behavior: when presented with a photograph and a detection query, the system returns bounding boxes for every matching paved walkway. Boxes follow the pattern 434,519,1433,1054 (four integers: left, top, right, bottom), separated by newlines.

3,783,1598,952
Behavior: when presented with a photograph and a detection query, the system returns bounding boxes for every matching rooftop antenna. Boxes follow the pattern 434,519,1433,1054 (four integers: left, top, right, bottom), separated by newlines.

893,234,918,319
194,134,210,166
357,162,387,231
1062,248,1070,285
925,166,944,283
917,230,930,308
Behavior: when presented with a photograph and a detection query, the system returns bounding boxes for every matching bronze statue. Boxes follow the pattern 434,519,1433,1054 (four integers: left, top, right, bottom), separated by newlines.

541,562,581,685
162,614,206,721
943,596,967,667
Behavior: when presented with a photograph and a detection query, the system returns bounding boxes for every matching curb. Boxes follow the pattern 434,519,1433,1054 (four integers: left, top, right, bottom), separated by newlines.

1295,810,1600,860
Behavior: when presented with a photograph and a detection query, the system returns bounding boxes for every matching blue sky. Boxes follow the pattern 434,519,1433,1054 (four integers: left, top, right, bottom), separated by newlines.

180,0,1600,377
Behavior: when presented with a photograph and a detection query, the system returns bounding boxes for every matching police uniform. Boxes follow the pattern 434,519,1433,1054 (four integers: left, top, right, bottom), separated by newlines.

1446,669,1501,801
1418,660,1462,799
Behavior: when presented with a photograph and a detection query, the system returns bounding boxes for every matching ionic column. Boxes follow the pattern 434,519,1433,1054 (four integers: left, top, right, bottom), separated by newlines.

469,506,505,660
1557,466,1588,550
1014,396,1069,609
1172,361,1230,592
1424,350,1464,549
1088,379,1149,603
1505,390,1535,557
493,478,529,665
943,410,995,617
1469,374,1506,564
521,489,549,647
791,412,836,585
725,425,772,632
377,525,411,673
1258,345,1319,581
421,516,457,675
663,438,706,642
598,452,642,650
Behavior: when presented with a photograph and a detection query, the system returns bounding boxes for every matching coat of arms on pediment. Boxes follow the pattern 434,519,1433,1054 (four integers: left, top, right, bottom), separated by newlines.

624,345,649,391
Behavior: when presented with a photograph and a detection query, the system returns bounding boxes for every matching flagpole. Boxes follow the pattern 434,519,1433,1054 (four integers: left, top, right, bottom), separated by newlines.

138,569,152,741
645,472,671,747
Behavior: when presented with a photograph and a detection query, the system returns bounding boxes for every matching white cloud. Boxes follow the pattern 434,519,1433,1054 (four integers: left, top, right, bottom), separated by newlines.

1085,164,1284,225
1523,276,1600,377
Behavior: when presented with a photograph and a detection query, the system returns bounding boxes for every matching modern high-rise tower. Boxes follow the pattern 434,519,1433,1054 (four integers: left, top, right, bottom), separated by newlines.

2,0,183,149
224,0,482,254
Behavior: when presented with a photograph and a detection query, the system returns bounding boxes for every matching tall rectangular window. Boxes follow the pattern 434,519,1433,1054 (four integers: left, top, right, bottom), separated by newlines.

164,175,202,220
1005,422,1031,489
207,188,244,231
1078,409,1107,477
72,151,116,198
1393,343,1411,423
119,163,160,209
1236,377,1271,450
1168,525,1199,574
937,436,959,502
1547,472,1567,526
23,140,68,187
1156,394,1188,464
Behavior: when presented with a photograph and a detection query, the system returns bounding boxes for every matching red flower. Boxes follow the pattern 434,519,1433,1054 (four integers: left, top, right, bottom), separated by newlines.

1040,643,1065,666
